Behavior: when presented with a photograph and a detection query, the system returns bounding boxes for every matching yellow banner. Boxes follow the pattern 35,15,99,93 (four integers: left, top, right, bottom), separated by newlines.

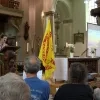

39,19,55,79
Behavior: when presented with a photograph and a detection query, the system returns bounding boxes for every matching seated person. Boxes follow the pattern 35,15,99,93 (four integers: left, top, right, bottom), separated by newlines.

0,73,31,100
23,59,44,80
54,62,93,100
24,56,50,100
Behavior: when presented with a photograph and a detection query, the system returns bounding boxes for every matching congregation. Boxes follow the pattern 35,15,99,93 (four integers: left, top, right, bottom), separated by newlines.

0,55,100,100
0,0,100,100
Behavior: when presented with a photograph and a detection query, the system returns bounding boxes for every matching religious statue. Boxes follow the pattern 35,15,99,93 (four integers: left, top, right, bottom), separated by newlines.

24,22,30,40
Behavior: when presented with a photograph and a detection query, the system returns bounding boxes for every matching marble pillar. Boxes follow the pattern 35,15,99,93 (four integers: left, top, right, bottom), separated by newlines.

44,11,56,54
43,0,56,54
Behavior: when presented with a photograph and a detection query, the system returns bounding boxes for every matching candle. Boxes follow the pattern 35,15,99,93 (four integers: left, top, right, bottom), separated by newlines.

66,42,69,47
41,11,44,18
27,43,29,52
16,41,18,46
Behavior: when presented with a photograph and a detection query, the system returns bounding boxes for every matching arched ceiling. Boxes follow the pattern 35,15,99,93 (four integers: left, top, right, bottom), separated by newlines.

55,1,70,20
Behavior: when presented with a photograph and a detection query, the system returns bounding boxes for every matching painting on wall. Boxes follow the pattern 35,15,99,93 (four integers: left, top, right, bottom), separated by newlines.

74,32,84,44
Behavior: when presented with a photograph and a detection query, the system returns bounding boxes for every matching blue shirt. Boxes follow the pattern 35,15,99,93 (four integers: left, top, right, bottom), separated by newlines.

25,77,50,100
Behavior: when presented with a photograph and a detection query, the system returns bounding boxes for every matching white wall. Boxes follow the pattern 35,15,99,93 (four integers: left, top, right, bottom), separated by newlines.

53,0,73,55
54,0,87,56
72,0,86,56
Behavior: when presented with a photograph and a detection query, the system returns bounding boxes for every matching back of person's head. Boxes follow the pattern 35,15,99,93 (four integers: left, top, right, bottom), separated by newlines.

24,56,41,74
94,88,100,100
69,62,88,84
0,73,31,100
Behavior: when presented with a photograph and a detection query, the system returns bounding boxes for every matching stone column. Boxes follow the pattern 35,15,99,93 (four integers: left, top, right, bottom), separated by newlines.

17,0,29,61
28,0,43,56
29,0,35,54
44,11,56,53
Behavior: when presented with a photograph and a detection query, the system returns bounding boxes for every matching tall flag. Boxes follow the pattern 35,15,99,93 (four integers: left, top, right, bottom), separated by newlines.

39,19,56,79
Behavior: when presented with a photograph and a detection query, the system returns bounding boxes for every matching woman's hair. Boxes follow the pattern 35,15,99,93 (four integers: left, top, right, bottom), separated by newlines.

69,62,88,83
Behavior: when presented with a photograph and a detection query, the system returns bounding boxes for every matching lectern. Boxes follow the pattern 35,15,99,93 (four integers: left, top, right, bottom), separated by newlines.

0,46,20,53
0,46,20,76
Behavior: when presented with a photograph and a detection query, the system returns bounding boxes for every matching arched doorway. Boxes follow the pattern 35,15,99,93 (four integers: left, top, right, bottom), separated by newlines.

54,0,72,56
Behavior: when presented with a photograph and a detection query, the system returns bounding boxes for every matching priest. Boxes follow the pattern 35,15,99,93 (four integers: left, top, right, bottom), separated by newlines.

0,34,8,51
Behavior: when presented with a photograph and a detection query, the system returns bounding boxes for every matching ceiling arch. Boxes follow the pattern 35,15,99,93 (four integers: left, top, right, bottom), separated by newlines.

52,0,71,18
56,1,70,19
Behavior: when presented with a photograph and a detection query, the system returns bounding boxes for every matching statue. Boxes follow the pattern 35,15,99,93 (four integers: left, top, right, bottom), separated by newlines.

24,22,30,40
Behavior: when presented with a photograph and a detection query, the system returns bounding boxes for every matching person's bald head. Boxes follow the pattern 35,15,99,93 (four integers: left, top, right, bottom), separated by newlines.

24,56,41,74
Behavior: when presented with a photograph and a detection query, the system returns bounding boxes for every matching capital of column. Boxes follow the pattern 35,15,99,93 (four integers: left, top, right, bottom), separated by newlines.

44,11,55,17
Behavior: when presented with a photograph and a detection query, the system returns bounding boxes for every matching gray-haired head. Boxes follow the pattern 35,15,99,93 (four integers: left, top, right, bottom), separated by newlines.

94,88,100,100
0,73,31,100
24,56,41,74
69,62,88,84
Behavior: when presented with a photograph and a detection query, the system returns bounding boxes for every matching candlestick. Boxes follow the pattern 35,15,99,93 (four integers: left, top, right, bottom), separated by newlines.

16,41,18,46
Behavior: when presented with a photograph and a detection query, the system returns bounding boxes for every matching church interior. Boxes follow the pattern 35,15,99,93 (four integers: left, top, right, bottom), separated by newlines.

0,0,100,99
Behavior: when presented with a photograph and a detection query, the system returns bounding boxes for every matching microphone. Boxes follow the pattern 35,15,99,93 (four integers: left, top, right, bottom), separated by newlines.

81,48,88,56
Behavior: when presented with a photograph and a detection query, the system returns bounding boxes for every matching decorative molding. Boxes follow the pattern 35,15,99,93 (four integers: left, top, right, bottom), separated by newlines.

44,11,55,16
0,5,23,17
8,17,22,31
63,19,73,24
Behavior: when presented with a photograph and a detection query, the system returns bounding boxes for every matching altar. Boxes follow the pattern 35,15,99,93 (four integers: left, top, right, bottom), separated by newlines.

54,57,100,81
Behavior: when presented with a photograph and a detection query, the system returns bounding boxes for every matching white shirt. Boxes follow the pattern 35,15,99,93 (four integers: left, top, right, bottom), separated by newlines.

23,70,43,80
